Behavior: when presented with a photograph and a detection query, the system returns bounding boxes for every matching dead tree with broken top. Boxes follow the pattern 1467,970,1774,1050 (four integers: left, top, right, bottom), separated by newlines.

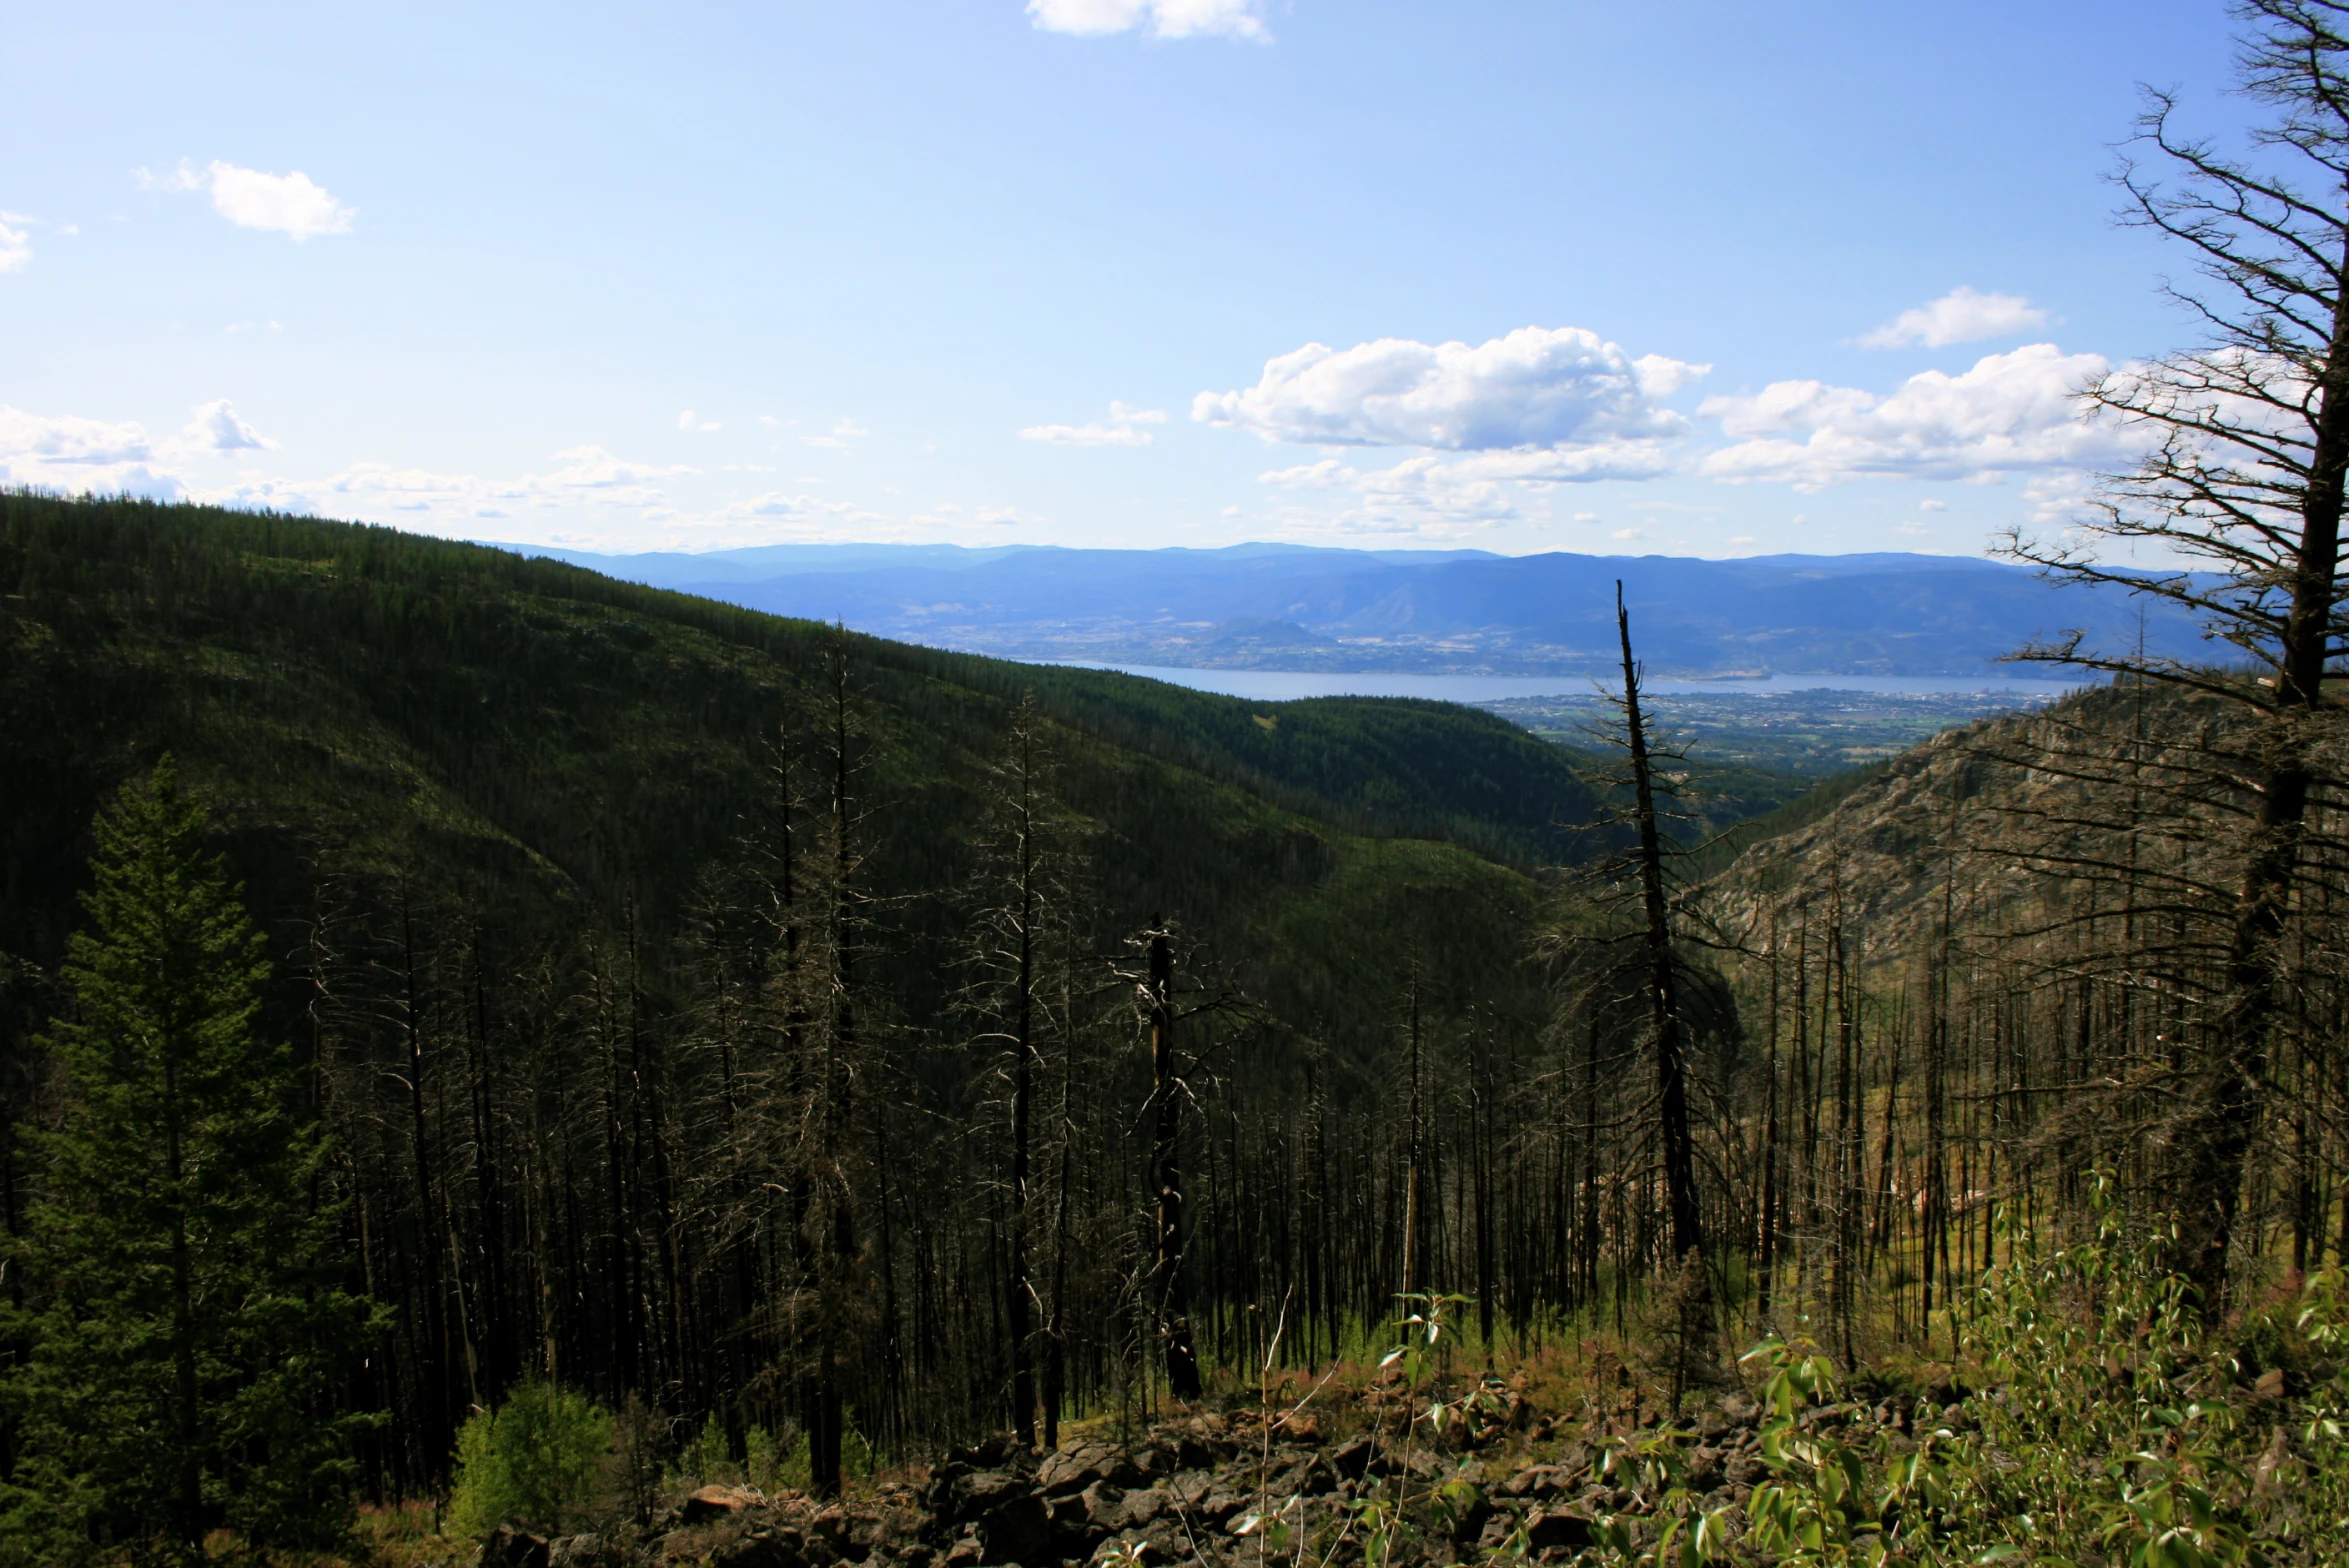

1562,581,1718,1394
1997,0,2349,1312
1141,920,1203,1403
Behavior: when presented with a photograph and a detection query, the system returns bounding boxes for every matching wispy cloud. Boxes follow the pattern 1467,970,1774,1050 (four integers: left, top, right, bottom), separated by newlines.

1028,0,1270,41
802,417,870,450
1019,400,1167,446
0,212,33,273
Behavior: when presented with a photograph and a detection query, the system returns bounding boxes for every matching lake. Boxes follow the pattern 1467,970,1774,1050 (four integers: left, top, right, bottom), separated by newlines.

1056,663,2092,703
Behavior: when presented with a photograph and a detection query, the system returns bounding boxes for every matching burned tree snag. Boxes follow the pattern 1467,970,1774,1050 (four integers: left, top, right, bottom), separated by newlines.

1146,921,1202,1403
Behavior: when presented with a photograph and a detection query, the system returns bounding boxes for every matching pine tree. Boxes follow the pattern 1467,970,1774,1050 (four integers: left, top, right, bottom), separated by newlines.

1,760,378,1566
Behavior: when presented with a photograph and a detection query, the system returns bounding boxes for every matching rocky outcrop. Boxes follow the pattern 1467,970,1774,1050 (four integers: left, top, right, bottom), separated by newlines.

483,1380,1953,1568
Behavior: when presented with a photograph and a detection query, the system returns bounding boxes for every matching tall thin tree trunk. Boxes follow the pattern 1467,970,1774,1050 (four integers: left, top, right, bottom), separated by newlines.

1148,923,1203,1402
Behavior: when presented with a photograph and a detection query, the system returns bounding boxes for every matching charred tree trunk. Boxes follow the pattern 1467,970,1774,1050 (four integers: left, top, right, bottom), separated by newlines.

1147,923,1202,1403
1613,585,1707,1276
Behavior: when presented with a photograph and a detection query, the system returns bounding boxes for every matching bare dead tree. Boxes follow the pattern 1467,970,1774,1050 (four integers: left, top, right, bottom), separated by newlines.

1141,920,1203,1403
1999,0,2349,1308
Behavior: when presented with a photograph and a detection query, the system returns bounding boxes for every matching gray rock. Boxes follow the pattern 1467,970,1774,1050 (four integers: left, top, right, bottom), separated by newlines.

1523,1512,1593,1553
1685,1446,1724,1491
974,1491,1055,1568
548,1537,636,1568
1075,1481,1128,1533
684,1485,760,1526
715,1534,809,1568
477,1525,552,1568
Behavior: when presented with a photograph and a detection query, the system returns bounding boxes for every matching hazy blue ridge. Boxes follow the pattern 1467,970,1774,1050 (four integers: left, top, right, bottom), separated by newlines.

483,541,2207,678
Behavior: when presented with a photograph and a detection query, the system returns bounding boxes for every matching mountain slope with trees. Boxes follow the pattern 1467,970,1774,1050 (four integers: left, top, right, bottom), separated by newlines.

0,491,1594,1510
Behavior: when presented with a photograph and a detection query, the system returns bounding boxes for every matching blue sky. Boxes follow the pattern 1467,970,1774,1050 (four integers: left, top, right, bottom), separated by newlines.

1,1,2246,557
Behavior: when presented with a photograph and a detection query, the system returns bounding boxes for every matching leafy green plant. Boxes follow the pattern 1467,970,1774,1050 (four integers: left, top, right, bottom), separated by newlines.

446,1381,614,1540
1738,1337,1951,1566
1567,1424,1731,1568
1723,1178,2349,1567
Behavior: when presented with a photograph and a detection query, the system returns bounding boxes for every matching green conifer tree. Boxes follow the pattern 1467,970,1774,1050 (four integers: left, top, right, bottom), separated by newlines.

1,760,377,1567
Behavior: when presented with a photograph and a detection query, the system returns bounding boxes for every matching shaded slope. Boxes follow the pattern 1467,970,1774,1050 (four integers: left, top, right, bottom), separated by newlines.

0,493,1560,1078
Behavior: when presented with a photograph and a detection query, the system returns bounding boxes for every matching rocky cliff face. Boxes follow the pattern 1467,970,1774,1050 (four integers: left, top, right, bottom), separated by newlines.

1698,679,2279,966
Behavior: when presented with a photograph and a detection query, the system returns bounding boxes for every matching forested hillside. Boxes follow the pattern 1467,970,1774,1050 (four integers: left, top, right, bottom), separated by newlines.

0,492,1608,1499
5,472,2347,1568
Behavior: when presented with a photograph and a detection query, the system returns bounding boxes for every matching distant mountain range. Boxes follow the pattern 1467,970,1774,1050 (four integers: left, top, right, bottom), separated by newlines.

486,540,2210,678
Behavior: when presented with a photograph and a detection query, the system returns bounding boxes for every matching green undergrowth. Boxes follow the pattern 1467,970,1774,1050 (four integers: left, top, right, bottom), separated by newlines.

1511,1191,2349,1565
341,1190,2349,1567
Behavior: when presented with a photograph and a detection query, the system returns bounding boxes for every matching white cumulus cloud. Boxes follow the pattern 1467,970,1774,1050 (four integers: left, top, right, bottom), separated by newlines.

1028,0,1269,41
0,407,152,467
1020,401,1168,446
0,401,288,498
1698,344,2132,492
1859,286,2047,350
142,160,355,240
1195,326,1707,451
0,407,184,500
181,399,275,453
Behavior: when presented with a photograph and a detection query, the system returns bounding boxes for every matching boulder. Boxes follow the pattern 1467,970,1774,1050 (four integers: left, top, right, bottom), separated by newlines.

1685,1446,1724,1492
924,1468,1028,1529
1475,1513,1518,1554
478,1524,552,1568
1073,1480,1128,1534
1502,1465,1572,1499
1441,1484,1493,1544
974,1491,1055,1568
684,1485,760,1526
1275,1455,1337,1496
1173,1434,1219,1471
715,1533,809,1568
1039,1442,1145,1497
1523,1511,1593,1553
949,1434,1024,1469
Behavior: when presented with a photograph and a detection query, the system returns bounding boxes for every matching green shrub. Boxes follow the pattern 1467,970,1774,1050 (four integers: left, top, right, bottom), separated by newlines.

1728,1180,2349,1566
1550,1179,2349,1565
446,1381,614,1540
666,1412,803,1495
